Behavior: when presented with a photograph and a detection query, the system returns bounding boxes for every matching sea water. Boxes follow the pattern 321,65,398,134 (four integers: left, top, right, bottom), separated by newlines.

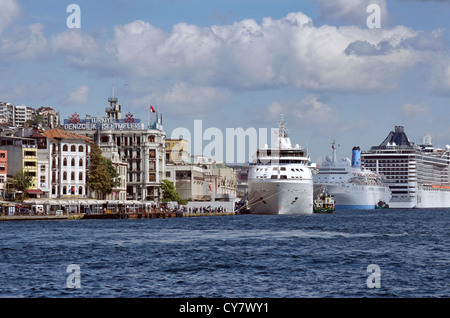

0,208,448,298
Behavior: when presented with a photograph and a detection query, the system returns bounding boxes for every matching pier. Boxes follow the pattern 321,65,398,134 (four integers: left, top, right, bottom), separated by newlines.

0,211,237,221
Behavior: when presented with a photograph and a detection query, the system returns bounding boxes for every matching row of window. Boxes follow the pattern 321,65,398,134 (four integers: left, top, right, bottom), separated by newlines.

60,145,85,152
254,175,304,179
255,167,305,172
52,171,84,182
52,186,84,195
51,158,84,167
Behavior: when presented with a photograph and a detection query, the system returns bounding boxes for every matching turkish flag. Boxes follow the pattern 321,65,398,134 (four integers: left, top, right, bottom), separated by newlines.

150,105,156,113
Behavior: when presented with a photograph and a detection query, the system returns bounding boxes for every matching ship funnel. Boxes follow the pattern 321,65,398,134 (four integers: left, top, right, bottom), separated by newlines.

352,146,361,167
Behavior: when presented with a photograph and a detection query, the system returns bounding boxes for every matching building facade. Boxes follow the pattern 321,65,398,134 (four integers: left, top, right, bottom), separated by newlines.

0,102,60,128
36,107,60,128
0,136,38,191
0,150,7,198
166,156,237,202
165,139,189,164
39,128,92,198
64,97,166,201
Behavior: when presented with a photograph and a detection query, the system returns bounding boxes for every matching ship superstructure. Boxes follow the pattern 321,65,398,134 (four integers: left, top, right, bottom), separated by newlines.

313,142,391,209
247,116,315,214
361,126,450,208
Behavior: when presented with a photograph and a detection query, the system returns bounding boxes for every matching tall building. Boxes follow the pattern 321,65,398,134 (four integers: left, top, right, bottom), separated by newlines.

361,126,450,208
64,96,166,201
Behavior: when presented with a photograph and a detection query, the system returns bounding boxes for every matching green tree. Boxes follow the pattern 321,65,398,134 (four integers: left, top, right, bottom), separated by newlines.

86,143,120,199
11,170,33,202
104,158,120,195
161,179,187,205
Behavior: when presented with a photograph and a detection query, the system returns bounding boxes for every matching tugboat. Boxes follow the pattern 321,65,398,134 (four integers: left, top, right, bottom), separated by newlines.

313,189,335,213
375,200,389,209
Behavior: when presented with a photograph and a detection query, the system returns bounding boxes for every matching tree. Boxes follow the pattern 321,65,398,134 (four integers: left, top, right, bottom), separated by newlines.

86,143,120,199
161,179,187,205
11,170,33,202
104,158,120,195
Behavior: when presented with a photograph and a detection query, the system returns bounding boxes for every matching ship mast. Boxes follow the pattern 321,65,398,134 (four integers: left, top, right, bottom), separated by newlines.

331,140,339,163
277,115,286,174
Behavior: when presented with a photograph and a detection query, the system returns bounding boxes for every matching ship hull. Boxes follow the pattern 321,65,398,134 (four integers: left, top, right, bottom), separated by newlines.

314,183,391,210
381,187,450,208
248,179,313,215
415,188,450,208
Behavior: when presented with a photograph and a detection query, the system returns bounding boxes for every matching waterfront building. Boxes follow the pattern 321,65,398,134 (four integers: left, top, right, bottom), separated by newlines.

0,135,38,193
38,128,92,198
64,96,166,201
361,126,450,208
211,162,237,201
165,155,236,202
0,150,7,198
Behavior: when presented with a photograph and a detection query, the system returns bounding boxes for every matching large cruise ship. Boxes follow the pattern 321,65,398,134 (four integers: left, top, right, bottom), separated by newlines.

247,116,316,214
361,126,450,208
313,142,391,209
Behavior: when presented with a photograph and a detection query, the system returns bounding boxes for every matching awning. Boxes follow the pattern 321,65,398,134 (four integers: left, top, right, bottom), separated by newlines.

27,189,43,194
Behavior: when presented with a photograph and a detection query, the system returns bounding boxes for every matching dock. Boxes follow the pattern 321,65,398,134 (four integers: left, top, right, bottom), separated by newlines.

0,215,72,221
0,211,238,221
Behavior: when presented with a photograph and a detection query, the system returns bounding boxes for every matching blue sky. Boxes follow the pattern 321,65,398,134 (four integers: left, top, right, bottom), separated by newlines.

1,0,450,164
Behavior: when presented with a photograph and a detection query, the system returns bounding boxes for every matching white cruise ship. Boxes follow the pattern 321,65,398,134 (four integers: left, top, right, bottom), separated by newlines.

313,142,391,209
361,126,450,209
247,116,316,214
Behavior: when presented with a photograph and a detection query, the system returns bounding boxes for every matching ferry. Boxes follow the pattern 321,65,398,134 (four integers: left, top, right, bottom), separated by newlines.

247,116,316,214
313,188,335,213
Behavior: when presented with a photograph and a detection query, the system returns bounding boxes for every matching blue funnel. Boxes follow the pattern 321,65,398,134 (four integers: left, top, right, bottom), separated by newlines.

352,146,361,167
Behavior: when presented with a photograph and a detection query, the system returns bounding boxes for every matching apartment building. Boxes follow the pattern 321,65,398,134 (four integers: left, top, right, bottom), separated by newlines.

0,150,7,198
0,136,38,193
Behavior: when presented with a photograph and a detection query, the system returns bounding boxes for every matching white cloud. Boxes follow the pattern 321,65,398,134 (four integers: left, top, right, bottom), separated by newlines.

105,12,431,94
0,23,48,62
292,95,339,126
402,103,430,118
64,85,91,105
0,0,20,34
51,30,99,61
132,82,230,118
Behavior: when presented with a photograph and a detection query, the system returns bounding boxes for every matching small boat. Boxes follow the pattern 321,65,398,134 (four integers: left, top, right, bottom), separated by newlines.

313,189,335,213
375,200,389,209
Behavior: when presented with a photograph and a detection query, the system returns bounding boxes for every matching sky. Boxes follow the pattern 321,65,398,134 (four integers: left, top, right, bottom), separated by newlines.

1,0,450,164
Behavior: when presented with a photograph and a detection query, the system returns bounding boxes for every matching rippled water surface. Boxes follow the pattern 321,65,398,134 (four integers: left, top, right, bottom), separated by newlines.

0,209,448,298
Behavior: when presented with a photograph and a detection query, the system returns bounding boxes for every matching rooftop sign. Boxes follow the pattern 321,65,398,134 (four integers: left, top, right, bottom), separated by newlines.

64,112,143,130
